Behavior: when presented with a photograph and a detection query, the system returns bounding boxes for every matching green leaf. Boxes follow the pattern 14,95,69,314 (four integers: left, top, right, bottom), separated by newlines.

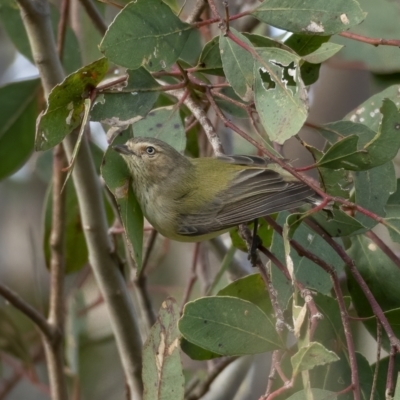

285,34,331,57
197,36,224,75
0,79,39,180
301,42,343,64
217,273,273,315
317,99,400,170
353,162,396,230
101,129,143,271
180,339,221,361
254,47,307,144
246,33,293,51
286,389,337,400
312,293,347,348
132,106,186,152
347,235,400,316
143,298,184,400
291,342,339,376
308,352,377,400
179,29,202,66
62,98,92,191
220,29,254,101
252,0,366,35
179,296,283,356
100,0,192,71
36,58,108,151
91,92,158,123
312,208,366,237
345,84,400,130
126,67,161,91
271,212,344,295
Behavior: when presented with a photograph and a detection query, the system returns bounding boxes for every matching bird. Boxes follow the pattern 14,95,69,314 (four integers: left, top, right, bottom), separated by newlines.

113,136,319,242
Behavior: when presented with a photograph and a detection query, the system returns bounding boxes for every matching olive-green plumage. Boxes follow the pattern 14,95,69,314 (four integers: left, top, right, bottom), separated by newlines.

113,137,318,242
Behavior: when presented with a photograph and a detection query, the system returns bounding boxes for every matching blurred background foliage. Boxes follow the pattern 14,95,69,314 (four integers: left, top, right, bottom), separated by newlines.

1,0,400,399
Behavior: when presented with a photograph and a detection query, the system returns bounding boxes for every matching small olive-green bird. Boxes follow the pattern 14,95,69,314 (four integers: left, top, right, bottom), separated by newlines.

113,137,319,242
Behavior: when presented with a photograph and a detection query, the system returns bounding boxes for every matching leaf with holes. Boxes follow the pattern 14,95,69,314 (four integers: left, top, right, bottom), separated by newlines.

254,47,308,144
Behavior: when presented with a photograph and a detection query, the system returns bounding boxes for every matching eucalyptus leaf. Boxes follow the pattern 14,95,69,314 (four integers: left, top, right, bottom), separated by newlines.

291,342,339,376
252,0,366,35
101,129,143,271
254,48,307,144
143,298,184,400
220,29,254,101
100,0,192,71
132,106,186,152
179,296,283,356
37,58,108,151
317,99,400,170
0,79,39,180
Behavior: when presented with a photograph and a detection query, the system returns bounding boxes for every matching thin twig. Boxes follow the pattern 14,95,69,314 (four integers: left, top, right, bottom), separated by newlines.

0,350,49,398
170,89,225,155
78,0,107,35
192,10,251,28
265,216,361,400
264,378,294,400
185,0,206,23
258,245,321,340
305,219,400,351
186,357,237,400
0,284,55,342
238,225,286,334
339,31,400,47
206,0,221,20
265,350,280,397
139,229,158,278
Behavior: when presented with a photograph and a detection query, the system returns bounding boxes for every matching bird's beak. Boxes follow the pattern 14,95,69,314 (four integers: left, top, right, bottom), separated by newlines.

113,144,135,155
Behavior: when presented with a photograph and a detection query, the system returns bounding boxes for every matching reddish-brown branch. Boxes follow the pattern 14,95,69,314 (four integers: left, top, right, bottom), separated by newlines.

305,219,400,352
339,31,400,47
265,216,361,400
263,378,294,400
193,10,251,27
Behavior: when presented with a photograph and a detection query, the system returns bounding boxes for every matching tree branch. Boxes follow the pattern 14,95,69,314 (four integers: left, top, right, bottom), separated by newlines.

17,0,144,396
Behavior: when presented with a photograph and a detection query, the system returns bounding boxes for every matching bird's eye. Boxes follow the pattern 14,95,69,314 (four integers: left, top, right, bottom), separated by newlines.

146,146,155,155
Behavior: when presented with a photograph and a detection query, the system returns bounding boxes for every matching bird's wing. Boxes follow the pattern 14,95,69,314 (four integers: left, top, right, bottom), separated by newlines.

177,157,316,236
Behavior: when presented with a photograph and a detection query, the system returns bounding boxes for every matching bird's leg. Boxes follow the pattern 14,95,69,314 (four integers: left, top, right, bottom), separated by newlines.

249,218,262,266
